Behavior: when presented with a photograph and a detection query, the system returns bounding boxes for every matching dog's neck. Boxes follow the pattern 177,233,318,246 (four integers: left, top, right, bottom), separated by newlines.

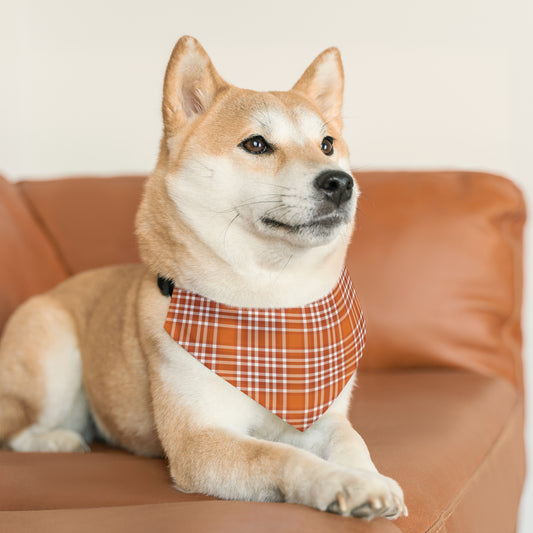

173,220,349,308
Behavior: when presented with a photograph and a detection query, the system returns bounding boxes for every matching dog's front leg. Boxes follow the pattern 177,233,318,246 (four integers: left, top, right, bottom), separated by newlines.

161,420,407,519
152,389,405,519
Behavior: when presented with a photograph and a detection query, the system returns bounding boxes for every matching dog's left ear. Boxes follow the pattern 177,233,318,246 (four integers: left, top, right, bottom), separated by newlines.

162,36,228,136
292,47,344,131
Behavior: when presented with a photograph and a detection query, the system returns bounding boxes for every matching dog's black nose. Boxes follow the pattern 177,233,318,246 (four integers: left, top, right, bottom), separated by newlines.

314,170,354,207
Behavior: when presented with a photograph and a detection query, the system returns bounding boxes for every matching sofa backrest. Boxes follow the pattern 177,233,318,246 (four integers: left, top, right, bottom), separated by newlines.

17,176,144,274
346,171,525,390
1,171,525,389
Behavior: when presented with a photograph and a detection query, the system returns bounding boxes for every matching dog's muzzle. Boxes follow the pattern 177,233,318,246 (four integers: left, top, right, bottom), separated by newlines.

314,170,354,207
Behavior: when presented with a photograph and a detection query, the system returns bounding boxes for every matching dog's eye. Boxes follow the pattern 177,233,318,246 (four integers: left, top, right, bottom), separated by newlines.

321,136,334,156
241,136,271,155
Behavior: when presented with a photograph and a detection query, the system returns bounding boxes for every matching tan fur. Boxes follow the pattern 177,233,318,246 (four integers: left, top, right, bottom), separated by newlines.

0,36,406,519
0,296,57,440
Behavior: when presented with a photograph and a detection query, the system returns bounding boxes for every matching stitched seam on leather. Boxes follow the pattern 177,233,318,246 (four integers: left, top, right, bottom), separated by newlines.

17,183,73,276
424,393,522,533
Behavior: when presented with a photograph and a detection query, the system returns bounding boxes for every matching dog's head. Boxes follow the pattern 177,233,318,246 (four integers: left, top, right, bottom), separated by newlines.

137,37,357,280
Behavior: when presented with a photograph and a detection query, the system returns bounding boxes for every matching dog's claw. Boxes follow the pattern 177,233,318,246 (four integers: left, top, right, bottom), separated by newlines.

383,498,408,520
327,491,348,515
336,491,347,513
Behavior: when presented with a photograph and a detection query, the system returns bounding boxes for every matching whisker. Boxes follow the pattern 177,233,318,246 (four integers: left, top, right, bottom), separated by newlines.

222,211,240,251
234,200,283,208
262,204,297,218
219,192,313,214
276,194,315,201
287,207,310,227
274,253,293,281
254,182,292,191
213,197,282,214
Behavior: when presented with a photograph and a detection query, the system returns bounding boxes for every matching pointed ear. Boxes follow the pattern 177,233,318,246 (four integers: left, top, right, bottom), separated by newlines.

162,36,228,136
292,47,344,131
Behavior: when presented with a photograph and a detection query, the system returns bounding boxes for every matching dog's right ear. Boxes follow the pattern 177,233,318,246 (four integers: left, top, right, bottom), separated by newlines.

162,36,227,136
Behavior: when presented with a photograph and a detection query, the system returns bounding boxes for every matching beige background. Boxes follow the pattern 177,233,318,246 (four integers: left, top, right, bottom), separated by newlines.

0,0,531,529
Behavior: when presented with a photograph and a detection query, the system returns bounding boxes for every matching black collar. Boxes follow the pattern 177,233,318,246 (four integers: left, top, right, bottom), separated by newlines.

157,275,175,297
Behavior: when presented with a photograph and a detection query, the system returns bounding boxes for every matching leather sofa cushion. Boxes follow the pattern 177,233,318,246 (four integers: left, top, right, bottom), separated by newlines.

0,370,523,533
0,175,67,333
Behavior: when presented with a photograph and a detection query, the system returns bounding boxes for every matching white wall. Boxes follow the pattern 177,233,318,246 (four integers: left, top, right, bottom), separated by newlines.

0,0,531,529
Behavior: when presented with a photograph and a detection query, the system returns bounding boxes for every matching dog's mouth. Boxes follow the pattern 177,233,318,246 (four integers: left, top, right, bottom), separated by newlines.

260,213,346,233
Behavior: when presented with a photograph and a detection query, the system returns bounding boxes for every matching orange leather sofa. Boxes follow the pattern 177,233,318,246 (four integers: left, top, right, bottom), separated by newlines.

0,170,526,532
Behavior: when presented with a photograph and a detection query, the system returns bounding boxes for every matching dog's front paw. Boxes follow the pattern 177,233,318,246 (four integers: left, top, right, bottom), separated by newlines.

307,468,407,520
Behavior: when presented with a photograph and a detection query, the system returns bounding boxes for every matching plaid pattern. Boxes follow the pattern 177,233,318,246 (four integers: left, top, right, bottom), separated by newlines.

164,267,366,431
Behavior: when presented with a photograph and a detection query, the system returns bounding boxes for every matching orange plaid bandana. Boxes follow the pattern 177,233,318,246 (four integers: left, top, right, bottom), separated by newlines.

164,267,365,431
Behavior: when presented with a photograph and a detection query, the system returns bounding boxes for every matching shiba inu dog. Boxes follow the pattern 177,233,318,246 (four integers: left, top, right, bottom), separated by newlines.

0,36,406,520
